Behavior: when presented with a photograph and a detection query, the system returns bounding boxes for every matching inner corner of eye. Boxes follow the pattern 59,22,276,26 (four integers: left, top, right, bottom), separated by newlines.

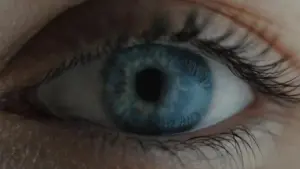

28,43,256,136
0,86,60,121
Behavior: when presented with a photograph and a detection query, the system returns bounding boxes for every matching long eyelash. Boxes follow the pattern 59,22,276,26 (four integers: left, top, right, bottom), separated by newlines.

192,38,300,104
171,11,300,104
42,10,300,104
40,52,97,84
126,125,258,168
40,34,129,84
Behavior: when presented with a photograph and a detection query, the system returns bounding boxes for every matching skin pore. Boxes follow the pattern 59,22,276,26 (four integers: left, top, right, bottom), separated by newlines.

0,0,300,169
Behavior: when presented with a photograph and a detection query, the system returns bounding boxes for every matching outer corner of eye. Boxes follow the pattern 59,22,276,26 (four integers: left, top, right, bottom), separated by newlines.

35,42,257,136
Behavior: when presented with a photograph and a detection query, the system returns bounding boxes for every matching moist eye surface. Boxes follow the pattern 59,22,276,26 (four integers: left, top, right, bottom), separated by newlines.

36,39,254,136
103,44,213,135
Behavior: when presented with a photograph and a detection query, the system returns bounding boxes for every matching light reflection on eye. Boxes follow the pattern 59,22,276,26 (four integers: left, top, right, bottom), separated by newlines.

0,1,299,169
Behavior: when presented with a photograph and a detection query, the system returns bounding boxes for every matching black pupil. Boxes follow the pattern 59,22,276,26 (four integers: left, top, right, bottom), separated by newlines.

135,68,166,102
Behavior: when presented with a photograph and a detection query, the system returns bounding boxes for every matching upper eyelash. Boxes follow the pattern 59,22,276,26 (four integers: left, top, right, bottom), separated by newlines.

41,10,300,105
170,11,300,104
190,37,300,104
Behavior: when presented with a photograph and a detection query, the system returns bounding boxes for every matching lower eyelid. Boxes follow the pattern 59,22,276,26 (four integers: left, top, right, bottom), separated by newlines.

188,95,263,136
1,99,288,165
0,118,280,169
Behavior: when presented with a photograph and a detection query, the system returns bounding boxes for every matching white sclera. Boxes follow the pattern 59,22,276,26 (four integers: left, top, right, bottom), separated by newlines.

38,59,112,126
194,58,254,130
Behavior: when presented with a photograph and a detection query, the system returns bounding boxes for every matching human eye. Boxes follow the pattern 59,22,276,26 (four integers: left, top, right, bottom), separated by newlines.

0,0,299,169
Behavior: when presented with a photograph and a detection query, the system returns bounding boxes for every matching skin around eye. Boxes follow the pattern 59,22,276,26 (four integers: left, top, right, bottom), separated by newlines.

0,0,87,72
0,1,300,169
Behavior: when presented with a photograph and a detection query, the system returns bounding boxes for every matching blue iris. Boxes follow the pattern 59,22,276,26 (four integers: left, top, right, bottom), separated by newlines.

102,44,213,135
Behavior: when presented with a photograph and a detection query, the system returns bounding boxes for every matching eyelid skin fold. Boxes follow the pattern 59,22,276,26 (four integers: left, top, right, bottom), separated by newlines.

0,0,87,72
183,0,300,69
0,0,296,95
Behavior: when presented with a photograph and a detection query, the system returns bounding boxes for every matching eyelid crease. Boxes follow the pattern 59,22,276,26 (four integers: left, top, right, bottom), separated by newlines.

184,0,273,24
0,0,298,96
182,0,300,71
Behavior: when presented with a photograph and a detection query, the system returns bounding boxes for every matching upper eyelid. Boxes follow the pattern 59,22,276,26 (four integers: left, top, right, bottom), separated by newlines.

185,0,273,24
0,0,296,93
0,0,87,71
189,0,300,70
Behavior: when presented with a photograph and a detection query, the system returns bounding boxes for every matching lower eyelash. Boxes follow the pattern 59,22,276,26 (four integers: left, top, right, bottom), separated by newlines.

112,125,259,168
